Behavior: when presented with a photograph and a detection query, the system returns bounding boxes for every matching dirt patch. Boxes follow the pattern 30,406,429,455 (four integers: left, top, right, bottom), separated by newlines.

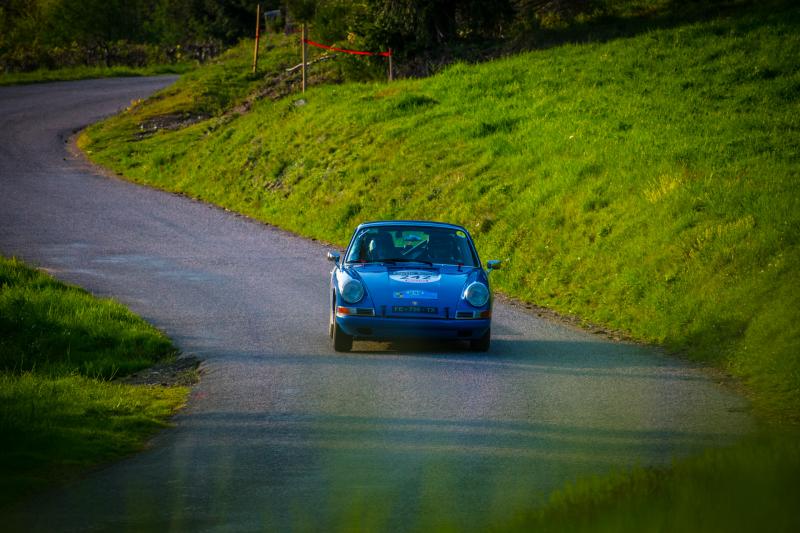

135,113,210,139
132,66,336,136
230,65,340,115
117,355,202,387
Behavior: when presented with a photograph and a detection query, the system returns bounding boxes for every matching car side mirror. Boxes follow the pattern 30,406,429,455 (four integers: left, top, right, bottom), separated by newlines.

486,259,502,271
327,250,340,263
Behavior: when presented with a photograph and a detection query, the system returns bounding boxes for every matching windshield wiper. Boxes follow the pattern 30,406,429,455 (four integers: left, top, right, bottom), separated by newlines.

346,259,434,266
380,258,434,266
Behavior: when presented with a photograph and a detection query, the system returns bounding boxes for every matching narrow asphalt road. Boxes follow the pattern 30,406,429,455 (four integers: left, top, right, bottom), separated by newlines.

1,78,752,531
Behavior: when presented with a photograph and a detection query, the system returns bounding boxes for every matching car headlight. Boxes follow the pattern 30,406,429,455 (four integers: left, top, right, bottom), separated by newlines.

340,277,365,304
463,282,489,307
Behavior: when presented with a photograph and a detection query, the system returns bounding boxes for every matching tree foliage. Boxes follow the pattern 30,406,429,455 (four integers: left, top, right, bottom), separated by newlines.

0,0,281,72
287,0,592,56
1,0,597,73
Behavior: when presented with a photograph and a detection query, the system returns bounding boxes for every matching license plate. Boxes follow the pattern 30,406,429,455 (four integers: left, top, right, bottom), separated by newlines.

392,306,437,314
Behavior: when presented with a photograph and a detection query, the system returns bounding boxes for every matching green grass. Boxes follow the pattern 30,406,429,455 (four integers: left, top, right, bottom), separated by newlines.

0,257,188,506
94,34,301,124
503,431,800,532
0,63,194,86
0,257,175,377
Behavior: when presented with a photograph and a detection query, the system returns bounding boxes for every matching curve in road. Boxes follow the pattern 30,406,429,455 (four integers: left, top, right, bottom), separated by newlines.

0,78,753,531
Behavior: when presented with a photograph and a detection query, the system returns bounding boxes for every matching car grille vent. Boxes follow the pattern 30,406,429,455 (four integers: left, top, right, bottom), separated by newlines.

355,308,375,316
456,311,475,319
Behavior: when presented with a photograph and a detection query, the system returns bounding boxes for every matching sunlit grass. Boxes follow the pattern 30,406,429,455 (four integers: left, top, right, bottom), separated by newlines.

111,34,300,121
0,257,187,506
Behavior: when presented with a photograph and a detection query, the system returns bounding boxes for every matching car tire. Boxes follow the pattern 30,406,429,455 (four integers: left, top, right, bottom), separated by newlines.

470,328,491,352
333,322,353,352
329,303,335,338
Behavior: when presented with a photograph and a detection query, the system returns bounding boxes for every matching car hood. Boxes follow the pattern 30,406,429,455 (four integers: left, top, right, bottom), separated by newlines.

352,264,478,310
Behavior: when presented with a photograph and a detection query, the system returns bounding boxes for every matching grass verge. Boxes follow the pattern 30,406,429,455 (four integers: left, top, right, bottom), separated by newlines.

505,430,800,532
0,63,194,86
0,256,189,506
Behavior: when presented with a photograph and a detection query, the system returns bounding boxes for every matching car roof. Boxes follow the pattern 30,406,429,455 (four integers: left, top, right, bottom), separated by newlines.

356,220,470,233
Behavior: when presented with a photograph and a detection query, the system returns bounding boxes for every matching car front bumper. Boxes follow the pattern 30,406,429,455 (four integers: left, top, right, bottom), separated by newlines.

336,315,491,341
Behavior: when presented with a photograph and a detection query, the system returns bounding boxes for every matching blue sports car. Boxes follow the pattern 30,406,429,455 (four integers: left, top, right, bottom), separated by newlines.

327,220,502,352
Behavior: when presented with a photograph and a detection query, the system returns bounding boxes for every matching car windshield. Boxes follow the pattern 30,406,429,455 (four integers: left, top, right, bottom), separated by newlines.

346,226,478,267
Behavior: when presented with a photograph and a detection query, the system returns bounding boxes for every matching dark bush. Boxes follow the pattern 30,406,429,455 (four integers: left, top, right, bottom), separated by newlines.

0,0,257,72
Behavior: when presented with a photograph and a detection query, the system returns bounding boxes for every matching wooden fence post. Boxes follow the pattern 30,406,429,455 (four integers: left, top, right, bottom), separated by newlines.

252,4,261,74
302,23,308,93
388,49,393,82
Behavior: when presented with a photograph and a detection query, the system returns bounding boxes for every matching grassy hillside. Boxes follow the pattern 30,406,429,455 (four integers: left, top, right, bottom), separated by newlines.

82,0,799,420
0,256,188,506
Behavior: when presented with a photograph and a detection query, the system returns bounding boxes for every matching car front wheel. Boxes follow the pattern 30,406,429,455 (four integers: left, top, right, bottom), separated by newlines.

332,322,353,352
470,328,490,352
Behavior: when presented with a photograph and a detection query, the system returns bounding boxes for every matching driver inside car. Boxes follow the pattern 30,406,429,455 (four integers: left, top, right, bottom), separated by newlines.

357,232,395,262
425,232,460,264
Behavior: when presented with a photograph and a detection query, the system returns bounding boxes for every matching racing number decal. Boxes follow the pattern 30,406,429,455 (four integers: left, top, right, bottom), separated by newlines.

389,271,442,284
